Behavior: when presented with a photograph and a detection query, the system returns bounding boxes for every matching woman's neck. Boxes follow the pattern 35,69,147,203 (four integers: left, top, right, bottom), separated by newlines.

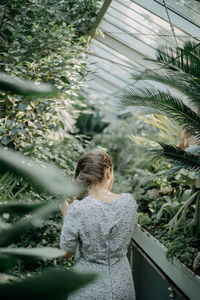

88,184,111,196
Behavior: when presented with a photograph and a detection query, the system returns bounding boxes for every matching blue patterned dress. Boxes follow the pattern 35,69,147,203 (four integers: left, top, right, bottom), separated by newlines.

60,193,138,300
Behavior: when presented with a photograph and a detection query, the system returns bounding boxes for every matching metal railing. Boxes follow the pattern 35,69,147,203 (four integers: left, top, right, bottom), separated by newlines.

127,240,189,300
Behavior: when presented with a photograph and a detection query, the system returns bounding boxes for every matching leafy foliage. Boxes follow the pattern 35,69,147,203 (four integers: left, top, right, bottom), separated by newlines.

0,121,95,299
121,42,200,171
122,88,200,141
117,41,200,271
0,82,97,299
134,70,200,111
76,107,109,138
0,146,84,197
75,95,110,137
0,172,28,201
167,190,200,235
0,0,100,198
151,228,199,269
155,41,200,77
152,143,200,171
136,114,182,145
91,95,200,272
0,0,102,153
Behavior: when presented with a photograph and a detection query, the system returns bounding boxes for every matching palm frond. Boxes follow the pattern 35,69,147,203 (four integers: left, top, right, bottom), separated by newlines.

185,145,200,154
133,70,200,110
155,41,200,78
152,142,200,171
138,114,182,145
130,134,160,148
121,87,200,140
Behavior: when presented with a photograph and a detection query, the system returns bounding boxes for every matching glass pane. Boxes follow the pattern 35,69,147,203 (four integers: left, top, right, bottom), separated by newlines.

83,0,199,104
104,0,195,57
158,0,200,27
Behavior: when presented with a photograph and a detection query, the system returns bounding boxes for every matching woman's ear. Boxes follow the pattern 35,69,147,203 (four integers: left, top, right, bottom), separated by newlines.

106,167,112,179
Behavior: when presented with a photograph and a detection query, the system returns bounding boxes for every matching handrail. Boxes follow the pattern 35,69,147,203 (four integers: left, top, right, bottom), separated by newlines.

128,239,189,300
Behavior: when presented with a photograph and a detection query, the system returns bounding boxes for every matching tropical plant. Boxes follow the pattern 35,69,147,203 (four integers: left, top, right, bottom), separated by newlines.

90,91,200,268
121,41,200,238
75,102,109,138
131,114,183,148
167,190,200,236
0,1,105,295
90,113,156,172
0,172,28,202
121,41,200,171
156,195,181,221
157,189,200,237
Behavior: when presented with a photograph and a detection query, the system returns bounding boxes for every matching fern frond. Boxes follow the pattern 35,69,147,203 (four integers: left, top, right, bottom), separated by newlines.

122,88,200,140
152,143,200,171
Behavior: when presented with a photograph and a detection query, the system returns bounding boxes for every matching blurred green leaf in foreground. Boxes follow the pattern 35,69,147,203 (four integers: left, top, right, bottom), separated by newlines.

0,72,58,97
0,268,99,300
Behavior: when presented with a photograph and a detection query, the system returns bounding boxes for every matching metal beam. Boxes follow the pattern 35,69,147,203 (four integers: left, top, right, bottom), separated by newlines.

89,0,113,37
132,0,200,39
95,33,158,69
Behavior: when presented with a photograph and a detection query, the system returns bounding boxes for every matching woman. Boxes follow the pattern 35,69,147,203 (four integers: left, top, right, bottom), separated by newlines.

60,149,138,299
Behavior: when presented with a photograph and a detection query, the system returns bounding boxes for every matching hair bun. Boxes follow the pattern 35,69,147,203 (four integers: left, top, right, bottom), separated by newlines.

74,149,113,193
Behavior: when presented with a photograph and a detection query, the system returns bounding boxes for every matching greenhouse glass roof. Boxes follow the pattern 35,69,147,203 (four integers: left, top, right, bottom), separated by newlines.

83,0,200,110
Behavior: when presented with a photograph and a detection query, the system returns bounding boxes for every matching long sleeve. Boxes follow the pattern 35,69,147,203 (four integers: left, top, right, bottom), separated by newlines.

60,200,80,253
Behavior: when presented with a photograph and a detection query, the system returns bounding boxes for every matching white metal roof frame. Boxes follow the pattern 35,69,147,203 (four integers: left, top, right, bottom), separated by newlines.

134,0,200,37
82,0,200,114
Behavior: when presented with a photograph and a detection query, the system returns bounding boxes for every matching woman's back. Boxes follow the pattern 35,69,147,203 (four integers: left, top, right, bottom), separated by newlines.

60,192,138,299
78,193,137,263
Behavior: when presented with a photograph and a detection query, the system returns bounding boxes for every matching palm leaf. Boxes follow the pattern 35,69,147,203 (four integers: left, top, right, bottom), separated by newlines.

155,41,200,78
138,114,182,145
152,142,200,171
133,70,200,111
121,87,200,140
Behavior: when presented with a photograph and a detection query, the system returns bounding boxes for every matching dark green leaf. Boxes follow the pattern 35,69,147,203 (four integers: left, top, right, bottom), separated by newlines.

0,202,45,215
0,201,59,247
0,255,17,272
132,70,200,111
0,247,65,260
0,146,85,197
0,268,99,300
0,72,58,97
156,42,200,78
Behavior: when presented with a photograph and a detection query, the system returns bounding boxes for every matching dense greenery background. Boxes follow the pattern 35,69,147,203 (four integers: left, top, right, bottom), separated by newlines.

0,0,103,165
0,0,103,289
1,1,200,297
94,42,200,274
